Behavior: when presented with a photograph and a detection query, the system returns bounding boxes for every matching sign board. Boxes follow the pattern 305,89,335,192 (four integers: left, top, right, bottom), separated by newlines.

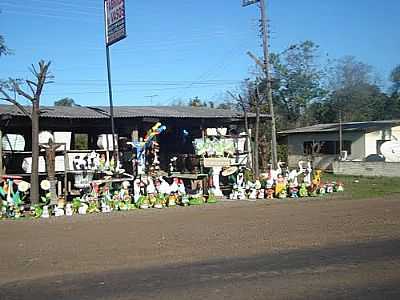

242,0,260,7
105,0,127,46
203,157,231,168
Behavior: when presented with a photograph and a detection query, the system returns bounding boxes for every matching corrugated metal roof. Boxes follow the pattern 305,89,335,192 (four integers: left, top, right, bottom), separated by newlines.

0,104,269,120
279,120,400,135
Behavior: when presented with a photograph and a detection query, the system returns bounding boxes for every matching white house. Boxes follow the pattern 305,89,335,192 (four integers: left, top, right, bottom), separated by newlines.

279,120,400,170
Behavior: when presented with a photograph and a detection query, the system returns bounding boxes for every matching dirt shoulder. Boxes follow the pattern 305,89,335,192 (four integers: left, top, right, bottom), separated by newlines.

1,197,399,284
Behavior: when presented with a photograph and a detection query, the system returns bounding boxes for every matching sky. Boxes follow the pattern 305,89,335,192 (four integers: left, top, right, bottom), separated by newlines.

0,0,399,107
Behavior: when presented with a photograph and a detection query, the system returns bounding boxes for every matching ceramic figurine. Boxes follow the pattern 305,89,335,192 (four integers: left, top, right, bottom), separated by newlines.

266,188,274,199
288,161,305,187
54,205,65,217
258,189,265,199
303,161,313,187
319,184,326,195
133,179,141,203
248,181,257,199
168,193,177,207
158,177,171,195
299,183,308,197
336,182,344,192
101,201,111,213
170,178,179,194
78,203,88,214
65,203,73,216
289,183,299,198
99,154,106,171
275,174,286,198
42,205,50,218
147,178,156,194
326,183,334,193
177,179,186,195
237,172,245,189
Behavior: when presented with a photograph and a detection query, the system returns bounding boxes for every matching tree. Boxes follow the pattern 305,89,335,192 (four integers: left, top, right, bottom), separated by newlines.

0,35,11,57
317,56,394,122
54,97,75,106
0,60,53,204
269,41,327,127
0,10,11,57
188,96,207,107
390,65,400,96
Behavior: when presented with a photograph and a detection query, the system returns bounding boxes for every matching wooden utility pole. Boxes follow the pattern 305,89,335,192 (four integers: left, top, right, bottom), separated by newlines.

259,0,278,169
243,0,278,169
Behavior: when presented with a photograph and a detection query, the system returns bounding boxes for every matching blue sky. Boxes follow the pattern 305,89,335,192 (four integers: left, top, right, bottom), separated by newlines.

0,0,399,107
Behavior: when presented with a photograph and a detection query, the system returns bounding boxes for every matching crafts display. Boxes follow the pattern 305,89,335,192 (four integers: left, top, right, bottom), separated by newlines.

228,161,344,200
0,173,219,219
0,119,346,221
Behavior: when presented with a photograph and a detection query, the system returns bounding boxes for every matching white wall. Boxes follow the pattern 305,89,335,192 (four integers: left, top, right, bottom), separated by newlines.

364,126,400,157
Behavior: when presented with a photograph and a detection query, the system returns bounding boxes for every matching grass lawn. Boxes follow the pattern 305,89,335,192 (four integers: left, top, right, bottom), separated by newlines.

322,173,400,200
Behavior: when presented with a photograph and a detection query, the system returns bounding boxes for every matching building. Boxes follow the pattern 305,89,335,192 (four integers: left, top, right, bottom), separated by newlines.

279,120,400,170
0,104,269,180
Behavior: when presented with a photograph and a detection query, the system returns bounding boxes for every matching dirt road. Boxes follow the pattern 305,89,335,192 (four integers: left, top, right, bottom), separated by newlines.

1,197,400,299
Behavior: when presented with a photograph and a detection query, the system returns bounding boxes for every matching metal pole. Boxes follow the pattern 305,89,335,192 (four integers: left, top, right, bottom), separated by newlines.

104,2,119,163
259,0,278,169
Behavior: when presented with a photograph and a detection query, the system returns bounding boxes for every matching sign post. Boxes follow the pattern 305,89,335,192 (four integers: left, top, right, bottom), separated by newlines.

104,0,127,162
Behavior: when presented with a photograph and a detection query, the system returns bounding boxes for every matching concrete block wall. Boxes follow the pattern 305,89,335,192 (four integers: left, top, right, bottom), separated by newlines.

333,161,400,177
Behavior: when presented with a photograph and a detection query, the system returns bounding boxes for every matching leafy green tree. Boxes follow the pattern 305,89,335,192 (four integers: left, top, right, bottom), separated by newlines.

390,65,400,96
269,41,327,127
54,97,75,106
0,35,10,56
318,56,396,122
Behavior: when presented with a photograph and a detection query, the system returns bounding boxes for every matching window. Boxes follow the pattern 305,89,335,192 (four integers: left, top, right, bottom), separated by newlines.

74,134,88,150
303,140,351,155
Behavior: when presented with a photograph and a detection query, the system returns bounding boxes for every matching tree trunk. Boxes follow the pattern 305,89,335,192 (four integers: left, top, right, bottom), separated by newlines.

30,101,39,204
254,104,260,177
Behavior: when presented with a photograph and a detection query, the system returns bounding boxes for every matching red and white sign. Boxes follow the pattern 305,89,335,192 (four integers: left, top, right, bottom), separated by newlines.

105,0,126,46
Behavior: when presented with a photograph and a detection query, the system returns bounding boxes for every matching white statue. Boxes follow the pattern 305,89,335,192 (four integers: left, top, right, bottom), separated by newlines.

158,177,171,195
65,203,73,216
78,203,88,215
42,205,50,218
133,179,141,203
177,179,186,195
54,205,65,217
101,202,111,213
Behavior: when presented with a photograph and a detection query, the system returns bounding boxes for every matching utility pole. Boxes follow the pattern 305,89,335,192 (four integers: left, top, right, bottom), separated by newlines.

339,110,343,159
243,0,278,169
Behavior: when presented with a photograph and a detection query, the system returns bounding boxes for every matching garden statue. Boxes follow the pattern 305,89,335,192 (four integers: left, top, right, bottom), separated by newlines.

275,174,287,198
65,203,73,216
336,182,344,192
299,183,308,197
326,183,334,193
133,179,141,203
303,161,313,187
54,205,65,217
42,205,50,218
319,183,326,195
78,203,88,214
289,182,299,198
177,179,186,195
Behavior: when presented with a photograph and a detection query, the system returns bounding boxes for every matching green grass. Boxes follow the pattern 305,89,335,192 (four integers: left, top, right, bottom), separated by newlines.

323,173,400,200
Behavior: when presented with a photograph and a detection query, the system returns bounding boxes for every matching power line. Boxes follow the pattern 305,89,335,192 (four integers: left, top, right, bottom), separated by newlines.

2,1,102,15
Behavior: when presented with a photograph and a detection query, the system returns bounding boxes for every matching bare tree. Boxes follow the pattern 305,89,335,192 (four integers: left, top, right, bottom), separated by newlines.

0,60,53,204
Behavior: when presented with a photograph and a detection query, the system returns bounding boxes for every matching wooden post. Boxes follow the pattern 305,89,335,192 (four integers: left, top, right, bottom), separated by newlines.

0,129,3,178
64,149,69,197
